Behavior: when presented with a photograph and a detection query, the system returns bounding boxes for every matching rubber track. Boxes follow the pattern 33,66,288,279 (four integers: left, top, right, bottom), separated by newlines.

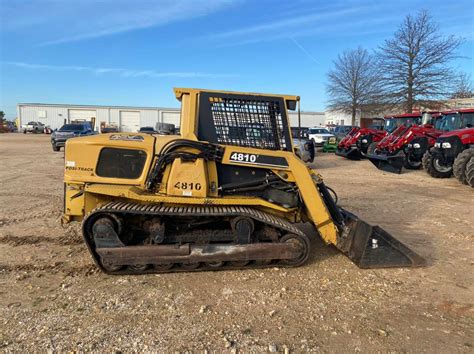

82,201,307,275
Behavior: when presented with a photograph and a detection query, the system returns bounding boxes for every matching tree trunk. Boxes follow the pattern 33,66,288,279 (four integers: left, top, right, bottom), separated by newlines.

407,86,413,113
407,64,414,113
351,106,357,126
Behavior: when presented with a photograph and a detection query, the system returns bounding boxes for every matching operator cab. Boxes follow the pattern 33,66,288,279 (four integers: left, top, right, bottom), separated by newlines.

384,113,422,133
436,109,474,131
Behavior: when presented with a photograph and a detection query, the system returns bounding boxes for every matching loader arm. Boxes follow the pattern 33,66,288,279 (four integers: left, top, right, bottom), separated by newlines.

220,146,339,244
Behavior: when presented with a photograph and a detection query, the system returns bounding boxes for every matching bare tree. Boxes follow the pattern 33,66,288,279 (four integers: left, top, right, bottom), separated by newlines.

451,72,473,99
326,47,382,126
377,10,461,113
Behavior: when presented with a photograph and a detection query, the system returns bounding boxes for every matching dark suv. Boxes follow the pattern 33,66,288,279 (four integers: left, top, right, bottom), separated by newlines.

51,122,94,151
332,125,357,140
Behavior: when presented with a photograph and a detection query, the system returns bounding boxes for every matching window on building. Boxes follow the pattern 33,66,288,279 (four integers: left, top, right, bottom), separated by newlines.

96,148,147,179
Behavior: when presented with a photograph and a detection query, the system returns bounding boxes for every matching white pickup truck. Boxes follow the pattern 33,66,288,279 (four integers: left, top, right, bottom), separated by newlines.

22,121,45,133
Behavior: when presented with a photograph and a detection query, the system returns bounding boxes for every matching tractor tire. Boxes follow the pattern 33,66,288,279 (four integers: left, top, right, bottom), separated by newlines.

453,148,474,185
366,142,377,155
423,150,452,178
402,152,422,170
465,157,474,187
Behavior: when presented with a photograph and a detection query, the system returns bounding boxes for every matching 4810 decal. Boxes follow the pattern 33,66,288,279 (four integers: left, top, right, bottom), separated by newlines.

228,151,289,168
174,182,202,190
230,152,257,162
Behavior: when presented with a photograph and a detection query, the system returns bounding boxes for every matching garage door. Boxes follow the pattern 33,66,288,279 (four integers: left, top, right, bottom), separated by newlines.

162,111,181,127
120,111,140,132
69,109,96,122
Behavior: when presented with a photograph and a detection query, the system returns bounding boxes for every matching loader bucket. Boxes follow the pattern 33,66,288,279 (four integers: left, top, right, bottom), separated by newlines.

335,147,362,160
366,152,404,174
338,208,426,268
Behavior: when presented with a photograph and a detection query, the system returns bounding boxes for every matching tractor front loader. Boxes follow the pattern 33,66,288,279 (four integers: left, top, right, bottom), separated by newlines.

335,127,364,159
335,114,424,161
366,113,443,174
62,88,425,274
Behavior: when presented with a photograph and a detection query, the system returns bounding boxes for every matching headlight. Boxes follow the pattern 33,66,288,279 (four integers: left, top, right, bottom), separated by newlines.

413,143,421,149
441,142,451,149
362,139,368,143
434,142,440,148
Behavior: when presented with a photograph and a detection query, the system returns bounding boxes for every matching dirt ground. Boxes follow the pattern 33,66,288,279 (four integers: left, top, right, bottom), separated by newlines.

0,134,472,352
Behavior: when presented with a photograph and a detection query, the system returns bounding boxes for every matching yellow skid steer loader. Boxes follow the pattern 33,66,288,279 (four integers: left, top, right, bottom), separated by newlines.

62,88,425,274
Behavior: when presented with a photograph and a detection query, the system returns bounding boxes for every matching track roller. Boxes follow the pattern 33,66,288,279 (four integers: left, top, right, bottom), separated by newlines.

279,233,310,266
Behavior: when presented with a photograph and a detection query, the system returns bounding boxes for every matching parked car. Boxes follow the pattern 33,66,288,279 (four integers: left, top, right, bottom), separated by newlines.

307,127,335,146
0,120,16,133
332,125,357,141
138,127,158,134
51,122,95,151
22,121,45,134
101,126,119,133
156,122,177,135
291,127,315,162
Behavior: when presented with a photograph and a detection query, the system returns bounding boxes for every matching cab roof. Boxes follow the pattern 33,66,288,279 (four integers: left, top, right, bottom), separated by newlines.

173,87,300,102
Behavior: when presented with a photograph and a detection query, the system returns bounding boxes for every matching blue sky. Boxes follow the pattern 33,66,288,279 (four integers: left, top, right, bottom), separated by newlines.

1,0,473,120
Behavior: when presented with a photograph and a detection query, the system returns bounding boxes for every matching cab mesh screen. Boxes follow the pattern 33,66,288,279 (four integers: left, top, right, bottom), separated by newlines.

207,96,288,150
96,148,147,179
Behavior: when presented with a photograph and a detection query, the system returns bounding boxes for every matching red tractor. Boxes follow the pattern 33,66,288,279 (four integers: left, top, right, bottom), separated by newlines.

335,113,422,160
366,112,444,173
422,109,474,187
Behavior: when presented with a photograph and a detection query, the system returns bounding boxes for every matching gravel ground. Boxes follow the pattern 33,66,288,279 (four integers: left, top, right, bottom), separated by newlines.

0,134,472,352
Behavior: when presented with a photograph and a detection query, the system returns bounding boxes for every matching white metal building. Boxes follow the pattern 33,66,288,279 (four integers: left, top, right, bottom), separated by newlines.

16,103,326,131
17,103,181,132
289,111,326,128
324,110,360,127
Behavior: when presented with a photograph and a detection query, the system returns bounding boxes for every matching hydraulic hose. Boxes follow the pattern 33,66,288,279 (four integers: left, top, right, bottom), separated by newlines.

318,182,344,228
326,186,338,205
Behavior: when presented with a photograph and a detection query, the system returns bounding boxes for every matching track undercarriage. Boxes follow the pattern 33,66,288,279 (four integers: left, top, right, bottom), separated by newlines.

82,201,311,275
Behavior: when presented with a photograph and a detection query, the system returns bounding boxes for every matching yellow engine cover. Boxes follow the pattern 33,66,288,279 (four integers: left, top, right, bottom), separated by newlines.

166,158,208,197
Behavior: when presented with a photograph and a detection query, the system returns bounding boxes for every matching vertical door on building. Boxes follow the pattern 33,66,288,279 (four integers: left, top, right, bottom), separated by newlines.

161,111,181,127
69,110,97,129
120,111,140,132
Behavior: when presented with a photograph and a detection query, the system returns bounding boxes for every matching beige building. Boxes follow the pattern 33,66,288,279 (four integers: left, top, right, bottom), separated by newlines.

445,97,474,109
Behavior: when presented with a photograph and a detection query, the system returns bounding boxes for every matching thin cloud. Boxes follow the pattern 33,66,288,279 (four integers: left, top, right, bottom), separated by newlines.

2,0,239,46
212,15,398,47
2,61,237,79
206,5,373,41
289,37,318,63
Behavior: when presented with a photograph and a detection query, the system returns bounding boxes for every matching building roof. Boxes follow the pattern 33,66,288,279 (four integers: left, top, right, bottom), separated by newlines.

18,102,324,115
18,103,181,111
384,112,423,119
442,108,474,114
18,102,324,114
